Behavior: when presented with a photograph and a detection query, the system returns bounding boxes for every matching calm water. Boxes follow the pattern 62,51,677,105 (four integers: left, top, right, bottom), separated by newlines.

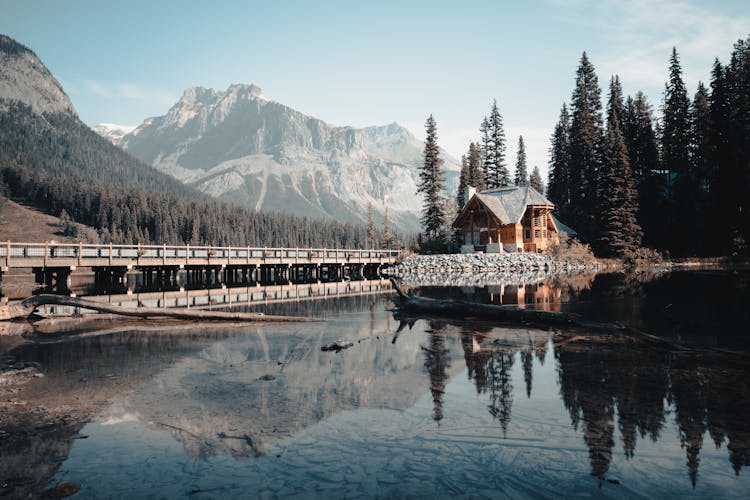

2,270,750,498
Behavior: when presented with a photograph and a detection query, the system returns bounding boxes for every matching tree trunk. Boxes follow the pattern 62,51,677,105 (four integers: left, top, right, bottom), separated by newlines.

0,294,318,323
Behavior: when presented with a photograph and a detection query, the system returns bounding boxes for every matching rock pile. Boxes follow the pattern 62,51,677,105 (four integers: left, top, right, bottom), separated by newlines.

387,252,600,280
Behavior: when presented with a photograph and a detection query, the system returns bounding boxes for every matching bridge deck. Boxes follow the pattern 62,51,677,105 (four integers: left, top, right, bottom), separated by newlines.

1,242,401,271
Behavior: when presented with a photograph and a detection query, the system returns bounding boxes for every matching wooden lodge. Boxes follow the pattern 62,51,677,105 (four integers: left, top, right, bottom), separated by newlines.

452,186,573,253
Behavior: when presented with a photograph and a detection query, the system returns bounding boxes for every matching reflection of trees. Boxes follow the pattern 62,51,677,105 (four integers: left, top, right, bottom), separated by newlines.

459,331,549,435
521,344,533,398
487,351,515,435
556,349,615,478
422,322,450,423
555,335,750,484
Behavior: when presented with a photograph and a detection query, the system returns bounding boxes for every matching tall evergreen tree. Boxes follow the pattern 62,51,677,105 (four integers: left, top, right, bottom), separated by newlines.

662,48,691,179
366,202,377,248
514,135,529,186
598,76,642,257
708,58,733,255
685,82,712,255
382,205,395,249
547,103,571,219
529,166,544,194
417,114,447,241
457,155,470,208
662,47,692,254
479,116,493,186
487,100,509,187
467,141,485,190
623,92,661,248
568,52,604,243
717,36,750,255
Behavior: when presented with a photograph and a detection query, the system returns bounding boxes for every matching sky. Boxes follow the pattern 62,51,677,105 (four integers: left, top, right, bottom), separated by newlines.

2,0,748,179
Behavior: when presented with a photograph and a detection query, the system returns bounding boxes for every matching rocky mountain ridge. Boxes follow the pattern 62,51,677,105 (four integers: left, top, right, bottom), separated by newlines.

111,83,459,232
0,34,76,116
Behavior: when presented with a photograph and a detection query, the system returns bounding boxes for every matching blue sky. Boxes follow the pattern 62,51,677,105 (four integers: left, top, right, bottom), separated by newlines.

2,0,748,178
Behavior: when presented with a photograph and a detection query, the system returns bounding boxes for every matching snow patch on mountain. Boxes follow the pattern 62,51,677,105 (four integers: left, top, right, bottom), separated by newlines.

93,123,136,146
117,83,460,233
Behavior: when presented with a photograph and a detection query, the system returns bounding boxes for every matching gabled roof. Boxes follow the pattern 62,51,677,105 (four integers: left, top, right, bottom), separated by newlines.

466,185,554,225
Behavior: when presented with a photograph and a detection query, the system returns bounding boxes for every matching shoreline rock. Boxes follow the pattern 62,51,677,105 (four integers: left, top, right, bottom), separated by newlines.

386,252,602,279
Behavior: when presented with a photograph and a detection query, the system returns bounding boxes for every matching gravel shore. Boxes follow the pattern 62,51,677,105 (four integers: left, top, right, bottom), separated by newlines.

386,252,601,281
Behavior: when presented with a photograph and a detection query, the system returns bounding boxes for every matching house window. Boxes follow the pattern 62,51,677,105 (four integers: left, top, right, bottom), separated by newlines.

525,230,531,239
534,217,540,227
534,229,541,238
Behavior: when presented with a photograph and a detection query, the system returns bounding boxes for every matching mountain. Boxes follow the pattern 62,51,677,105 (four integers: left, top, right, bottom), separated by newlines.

0,34,199,199
92,123,135,146
114,84,460,232
0,34,75,116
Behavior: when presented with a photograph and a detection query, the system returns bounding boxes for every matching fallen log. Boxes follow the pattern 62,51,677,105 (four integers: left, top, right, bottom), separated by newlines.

0,294,319,323
390,279,583,327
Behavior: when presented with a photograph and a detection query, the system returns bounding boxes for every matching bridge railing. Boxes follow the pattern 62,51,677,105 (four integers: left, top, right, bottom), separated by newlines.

1,241,402,268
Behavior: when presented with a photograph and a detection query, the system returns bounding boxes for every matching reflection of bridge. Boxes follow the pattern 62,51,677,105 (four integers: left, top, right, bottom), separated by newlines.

36,279,395,315
0,242,401,289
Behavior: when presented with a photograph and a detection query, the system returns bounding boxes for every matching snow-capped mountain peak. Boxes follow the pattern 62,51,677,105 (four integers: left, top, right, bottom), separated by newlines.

110,83,459,232
93,123,136,146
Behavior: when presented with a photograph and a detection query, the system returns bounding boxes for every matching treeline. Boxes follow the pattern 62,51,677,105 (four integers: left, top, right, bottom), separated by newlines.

547,35,750,258
0,163,370,247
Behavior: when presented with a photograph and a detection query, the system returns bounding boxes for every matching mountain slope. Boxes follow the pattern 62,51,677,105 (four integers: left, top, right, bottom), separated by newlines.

0,34,75,116
117,84,460,232
0,35,201,199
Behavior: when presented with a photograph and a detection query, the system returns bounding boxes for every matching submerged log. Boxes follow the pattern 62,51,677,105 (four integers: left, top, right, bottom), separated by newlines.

0,294,319,323
390,279,583,327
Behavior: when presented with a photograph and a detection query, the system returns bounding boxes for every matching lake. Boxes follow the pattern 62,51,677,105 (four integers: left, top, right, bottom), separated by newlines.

1,268,749,498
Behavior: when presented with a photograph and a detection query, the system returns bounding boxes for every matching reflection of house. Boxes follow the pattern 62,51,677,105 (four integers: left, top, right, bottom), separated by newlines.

484,283,562,311
452,186,573,253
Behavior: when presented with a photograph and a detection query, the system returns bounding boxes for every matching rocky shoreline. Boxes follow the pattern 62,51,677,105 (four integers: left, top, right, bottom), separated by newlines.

386,252,602,280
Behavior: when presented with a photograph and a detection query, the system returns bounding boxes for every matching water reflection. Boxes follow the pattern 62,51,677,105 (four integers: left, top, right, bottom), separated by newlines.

3,270,750,497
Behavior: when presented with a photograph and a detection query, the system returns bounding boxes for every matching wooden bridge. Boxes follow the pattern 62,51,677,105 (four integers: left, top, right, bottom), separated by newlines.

0,242,402,289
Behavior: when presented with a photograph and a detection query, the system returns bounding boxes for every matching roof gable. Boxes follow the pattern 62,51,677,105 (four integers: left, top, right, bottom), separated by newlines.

475,186,554,224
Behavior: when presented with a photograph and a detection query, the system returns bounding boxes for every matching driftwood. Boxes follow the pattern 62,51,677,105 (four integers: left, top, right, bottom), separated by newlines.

321,340,354,351
390,279,584,327
0,294,319,323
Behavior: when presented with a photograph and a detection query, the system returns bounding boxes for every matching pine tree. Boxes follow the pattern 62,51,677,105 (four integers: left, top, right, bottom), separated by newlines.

514,136,529,186
547,103,571,219
662,48,691,179
382,205,395,249
623,91,661,248
709,58,733,255
711,36,750,256
457,155,470,208
366,202,377,248
662,47,692,255
686,82,712,255
417,114,447,242
479,116,493,186
529,166,544,194
568,52,604,243
467,142,484,190
58,208,77,237
488,100,509,187
598,76,642,257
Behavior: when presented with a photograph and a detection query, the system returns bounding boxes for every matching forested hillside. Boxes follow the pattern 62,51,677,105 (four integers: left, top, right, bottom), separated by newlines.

0,35,383,248
0,163,370,247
